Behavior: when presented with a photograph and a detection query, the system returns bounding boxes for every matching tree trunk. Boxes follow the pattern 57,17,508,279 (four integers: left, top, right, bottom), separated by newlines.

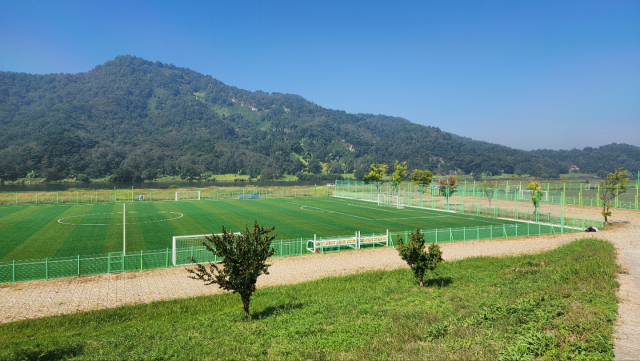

242,296,250,317
419,275,424,287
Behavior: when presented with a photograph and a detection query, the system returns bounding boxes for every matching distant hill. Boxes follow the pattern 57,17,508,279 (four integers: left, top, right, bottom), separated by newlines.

0,55,631,182
532,144,640,177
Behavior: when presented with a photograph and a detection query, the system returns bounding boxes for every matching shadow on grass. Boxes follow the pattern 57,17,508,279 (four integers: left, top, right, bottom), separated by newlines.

252,302,304,320
425,275,453,288
12,344,83,361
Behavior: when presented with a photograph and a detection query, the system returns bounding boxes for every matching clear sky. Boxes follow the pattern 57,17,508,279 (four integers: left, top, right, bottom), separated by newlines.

1,0,638,150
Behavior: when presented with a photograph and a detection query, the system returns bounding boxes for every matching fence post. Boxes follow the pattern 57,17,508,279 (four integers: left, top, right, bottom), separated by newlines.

108,253,111,274
56,191,59,204
141,250,143,271
13,260,15,283
78,255,80,276
46,257,48,280
166,248,169,267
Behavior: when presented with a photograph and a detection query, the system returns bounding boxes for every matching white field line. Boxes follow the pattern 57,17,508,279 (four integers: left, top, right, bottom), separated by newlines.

57,211,183,226
331,196,502,225
287,202,374,221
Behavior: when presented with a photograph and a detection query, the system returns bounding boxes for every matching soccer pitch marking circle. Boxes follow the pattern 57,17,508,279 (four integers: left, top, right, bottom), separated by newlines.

57,211,184,226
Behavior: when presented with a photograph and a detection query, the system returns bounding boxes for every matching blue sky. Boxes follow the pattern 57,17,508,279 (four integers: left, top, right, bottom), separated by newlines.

1,0,638,150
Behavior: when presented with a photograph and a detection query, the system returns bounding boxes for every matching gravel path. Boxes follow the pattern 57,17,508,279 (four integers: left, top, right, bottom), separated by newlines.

1,201,638,359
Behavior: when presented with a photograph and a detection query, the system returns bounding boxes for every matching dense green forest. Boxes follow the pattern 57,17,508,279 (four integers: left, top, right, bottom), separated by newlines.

532,144,640,177
0,56,636,182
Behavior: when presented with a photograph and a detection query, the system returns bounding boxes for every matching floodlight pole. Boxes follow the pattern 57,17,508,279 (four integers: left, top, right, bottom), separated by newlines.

123,203,126,253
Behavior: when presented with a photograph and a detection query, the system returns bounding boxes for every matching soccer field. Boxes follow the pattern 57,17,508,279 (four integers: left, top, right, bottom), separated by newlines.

0,197,516,262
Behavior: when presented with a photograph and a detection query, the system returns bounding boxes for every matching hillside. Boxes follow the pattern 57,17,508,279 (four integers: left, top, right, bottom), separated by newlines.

532,144,640,176
0,55,616,182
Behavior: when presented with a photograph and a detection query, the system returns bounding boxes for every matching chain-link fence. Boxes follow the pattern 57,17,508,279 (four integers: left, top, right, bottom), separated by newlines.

0,219,584,284
0,185,328,206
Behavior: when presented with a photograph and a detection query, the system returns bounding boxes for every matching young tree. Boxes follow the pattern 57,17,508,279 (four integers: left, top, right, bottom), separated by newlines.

480,180,497,207
526,181,544,221
391,161,408,195
187,221,276,317
396,228,443,287
363,163,388,193
362,163,387,183
599,168,630,224
438,177,458,209
410,169,434,194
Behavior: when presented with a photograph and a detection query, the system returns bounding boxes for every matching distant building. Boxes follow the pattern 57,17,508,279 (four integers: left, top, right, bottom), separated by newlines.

569,165,580,173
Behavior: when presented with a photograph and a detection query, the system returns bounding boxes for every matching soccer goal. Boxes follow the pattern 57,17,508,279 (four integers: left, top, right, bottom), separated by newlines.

172,232,242,266
378,194,405,209
175,190,201,201
519,189,549,202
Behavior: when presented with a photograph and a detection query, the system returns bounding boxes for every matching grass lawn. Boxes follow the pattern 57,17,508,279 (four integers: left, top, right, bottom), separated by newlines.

0,197,516,261
0,238,619,360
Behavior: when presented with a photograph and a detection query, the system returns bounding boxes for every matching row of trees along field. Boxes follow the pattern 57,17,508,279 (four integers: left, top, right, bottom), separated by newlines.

364,162,632,225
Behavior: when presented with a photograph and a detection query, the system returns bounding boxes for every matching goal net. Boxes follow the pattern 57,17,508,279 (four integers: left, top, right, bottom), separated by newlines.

175,191,201,201
519,189,549,202
378,194,405,209
172,232,242,266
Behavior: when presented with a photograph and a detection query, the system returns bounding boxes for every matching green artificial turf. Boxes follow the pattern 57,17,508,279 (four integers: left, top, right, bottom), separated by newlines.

0,238,619,360
0,197,515,261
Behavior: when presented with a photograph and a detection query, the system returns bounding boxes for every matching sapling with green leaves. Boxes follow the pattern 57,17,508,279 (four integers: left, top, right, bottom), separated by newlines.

410,169,433,195
526,180,544,220
599,168,630,224
363,163,388,193
187,221,276,317
396,228,443,287
391,161,408,195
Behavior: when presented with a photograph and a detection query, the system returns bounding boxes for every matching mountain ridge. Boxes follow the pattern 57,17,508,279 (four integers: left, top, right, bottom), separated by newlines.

0,55,636,182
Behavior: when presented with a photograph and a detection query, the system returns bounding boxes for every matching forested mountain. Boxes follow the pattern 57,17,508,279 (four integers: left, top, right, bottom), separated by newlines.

532,144,640,177
0,56,631,182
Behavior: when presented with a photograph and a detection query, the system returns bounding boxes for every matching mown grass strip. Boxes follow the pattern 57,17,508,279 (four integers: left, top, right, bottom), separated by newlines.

53,203,116,258
0,206,52,235
0,206,26,221
0,205,86,261
0,239,618,360
134,202,180,251
101,205,129,254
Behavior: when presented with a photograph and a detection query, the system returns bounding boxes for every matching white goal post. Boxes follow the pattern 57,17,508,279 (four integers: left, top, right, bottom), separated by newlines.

172,232,242,266
519,189,549,202
377,194,405,209
175,191,201,201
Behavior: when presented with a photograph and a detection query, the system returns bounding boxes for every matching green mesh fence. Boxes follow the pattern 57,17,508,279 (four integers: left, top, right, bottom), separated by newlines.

334,179,640,211
0,220,583,284
334,182,604,230
0,185,328,206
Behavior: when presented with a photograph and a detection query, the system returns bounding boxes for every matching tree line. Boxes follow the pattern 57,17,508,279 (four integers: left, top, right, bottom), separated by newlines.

1,55,634,183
